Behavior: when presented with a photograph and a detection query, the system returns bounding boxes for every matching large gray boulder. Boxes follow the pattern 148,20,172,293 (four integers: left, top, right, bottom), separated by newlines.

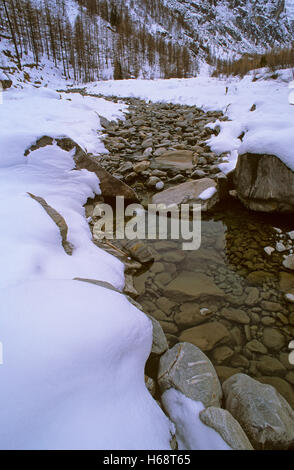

199,407,253,450
223,373,294,450
158,342,222,407
234,153,294,213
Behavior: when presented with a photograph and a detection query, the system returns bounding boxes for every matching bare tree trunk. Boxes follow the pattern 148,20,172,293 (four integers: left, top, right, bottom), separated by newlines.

2,0,22,69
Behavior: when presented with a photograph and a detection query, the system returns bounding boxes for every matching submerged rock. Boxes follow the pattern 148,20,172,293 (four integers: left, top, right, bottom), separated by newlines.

165,271,225,301
179,321,231,352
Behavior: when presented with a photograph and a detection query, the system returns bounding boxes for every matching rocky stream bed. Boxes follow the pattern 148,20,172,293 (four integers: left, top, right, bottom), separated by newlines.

79,94,294,449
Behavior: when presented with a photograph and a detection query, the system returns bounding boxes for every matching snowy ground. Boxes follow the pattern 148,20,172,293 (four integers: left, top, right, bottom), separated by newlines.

0,84,174,449
87,69,294,173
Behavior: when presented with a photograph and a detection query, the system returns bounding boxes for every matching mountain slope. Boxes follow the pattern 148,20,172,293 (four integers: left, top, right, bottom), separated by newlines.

0,0,293,83
162,0,294,58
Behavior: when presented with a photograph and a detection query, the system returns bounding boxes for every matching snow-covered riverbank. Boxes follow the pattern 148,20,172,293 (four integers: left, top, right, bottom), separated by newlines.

0,85,174,449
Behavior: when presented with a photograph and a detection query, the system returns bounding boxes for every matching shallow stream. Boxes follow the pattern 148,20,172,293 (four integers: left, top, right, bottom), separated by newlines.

132,199,294,406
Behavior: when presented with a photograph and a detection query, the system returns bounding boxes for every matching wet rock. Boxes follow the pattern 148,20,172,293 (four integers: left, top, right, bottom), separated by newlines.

148,315,168,356
165,334,179,348
276,242,287,252
133,271,149,295
285,293,294,304
245,287,259,306
246,271,275,285
123,274,138,296
133,119,145,127
118,161,133,174
159,320,179,335
165,271,225,301
156,297,176,315
230,354,250,368
133,160,150,173
145,375,156,397
154,150,194,171
220,307,250,325
257,377,294,409
161,251,185,263
283,255,294,271
141,137,153,149
261,301,282,312
151,178,219,211
124,172,137,184
215,366,242,384
154,271,173,287
223,373,294,450
212,346,234,364
246,339,267,354
146,176,161,188
262,328,286,351
191,169,206,179
174,303,212,328
261,316,276,326
153,148,167,157
199,407,253,450
230,326,244,347
179,321,231,352
120,239,154,263
143,147,153,158
286,371,294,385
234,153,294,213
158,342,222,407
99,115,113,129
169,174,186,184
256,356,286,376
264,246,275,256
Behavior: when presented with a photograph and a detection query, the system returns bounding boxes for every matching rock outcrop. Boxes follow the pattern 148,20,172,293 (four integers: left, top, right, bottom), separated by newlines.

234,153,294,213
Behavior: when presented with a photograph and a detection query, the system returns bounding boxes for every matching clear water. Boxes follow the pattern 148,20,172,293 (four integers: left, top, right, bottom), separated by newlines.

133,199,294,406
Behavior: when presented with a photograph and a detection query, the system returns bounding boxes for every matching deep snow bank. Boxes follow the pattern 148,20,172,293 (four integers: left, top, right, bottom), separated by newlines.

0,85,173,449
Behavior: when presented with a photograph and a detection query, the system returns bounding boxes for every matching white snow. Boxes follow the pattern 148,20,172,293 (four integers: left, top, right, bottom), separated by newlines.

0,85,173,449
87,70,294,173
285,293,294,303
162,389,231,450
198,186,217,201
286,0,294,20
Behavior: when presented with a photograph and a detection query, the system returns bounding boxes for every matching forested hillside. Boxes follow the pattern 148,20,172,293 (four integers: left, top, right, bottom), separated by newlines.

0,0,194,82
0,0,293,82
